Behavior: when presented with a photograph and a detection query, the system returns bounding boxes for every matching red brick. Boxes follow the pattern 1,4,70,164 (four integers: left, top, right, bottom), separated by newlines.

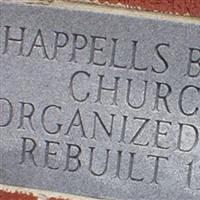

97,0,200,17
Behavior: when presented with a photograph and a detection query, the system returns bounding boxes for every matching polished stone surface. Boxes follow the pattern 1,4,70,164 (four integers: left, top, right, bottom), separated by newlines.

0,2,200,200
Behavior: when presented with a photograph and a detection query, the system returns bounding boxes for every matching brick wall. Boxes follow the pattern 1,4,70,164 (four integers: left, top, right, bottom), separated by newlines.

0,0,199,200
87,0,200,18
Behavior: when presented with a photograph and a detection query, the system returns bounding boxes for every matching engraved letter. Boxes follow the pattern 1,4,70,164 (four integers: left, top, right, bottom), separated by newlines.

20,137,37,166
115,151,144,181
65,109,87,138
69,71,90,102
3,26,26,55
153,82,172,113
96,75,120,105
0,98,13,127
119,115,128,143
187,161,200,190
92,111,115,140
148,154,168,184
179,85,200,116
52,31,69,59
177,123,199,152
64,143,81,172
41,105,63,134
187,161,194,189
27,29,49,59
132,41,147,71
69,33,88,63
126,79,148,109
89,147,110,176
44,140,60,170
187,48,200,78
129,117,150,146
154,120,171,149
17,102,35,131
110,38,129,69
88,35,106,66
152,43,170,74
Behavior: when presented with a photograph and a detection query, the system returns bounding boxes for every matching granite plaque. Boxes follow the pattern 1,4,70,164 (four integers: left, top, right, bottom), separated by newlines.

0,1,200,200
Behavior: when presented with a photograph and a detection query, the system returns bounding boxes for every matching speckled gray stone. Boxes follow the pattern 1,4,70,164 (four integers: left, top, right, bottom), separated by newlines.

0,2,200,200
